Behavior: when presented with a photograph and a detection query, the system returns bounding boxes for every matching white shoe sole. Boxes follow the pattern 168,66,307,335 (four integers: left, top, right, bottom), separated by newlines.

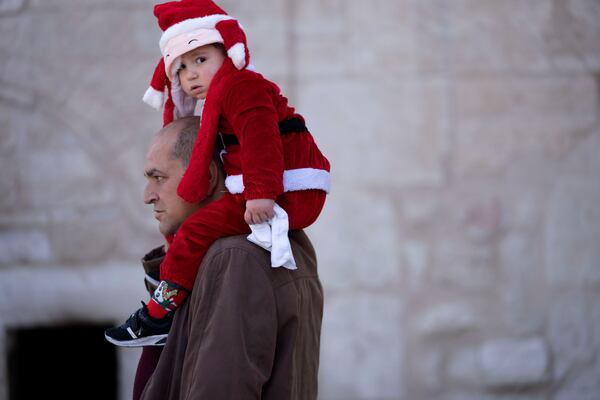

104,333,167,347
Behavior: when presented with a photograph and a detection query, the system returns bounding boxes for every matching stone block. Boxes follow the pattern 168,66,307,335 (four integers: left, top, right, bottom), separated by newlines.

47,206,125,264
0,0,24,14
29,0,150,7
413,348,443,392
309,189,401,291
218,0,289,78
554,358,600,400
415,0,550,73
344,0,418,77
293,0,419,79
543,0,600,70
272,0,344,79
0,159,20,212
454,75,597,177
293,0,417,79
61,62,160,132
401,192,440,225
545,132,600,289
447,347,481,387
501,187,544,232
7,7,156,64
461,198,502,244
319,293,404,399
548,293,592,379
432,240,496,292
479,337,549,388
415,0,600,73
417,303,478,337
499,233,545,335
0,230,53,266
442,393,546,400
21,145,116,209
0,262,146,326
297,78,448,189
401,240,430,291
591,292,600,352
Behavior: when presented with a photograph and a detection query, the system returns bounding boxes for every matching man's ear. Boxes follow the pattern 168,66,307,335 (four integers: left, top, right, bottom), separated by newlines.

206,161,219,197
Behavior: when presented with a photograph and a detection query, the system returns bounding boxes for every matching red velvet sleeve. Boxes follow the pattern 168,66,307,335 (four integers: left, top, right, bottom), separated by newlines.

222,77,284,200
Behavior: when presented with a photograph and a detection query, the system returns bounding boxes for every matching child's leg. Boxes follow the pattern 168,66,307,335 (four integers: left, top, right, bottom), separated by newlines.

148,193,250,318
277,189,327,230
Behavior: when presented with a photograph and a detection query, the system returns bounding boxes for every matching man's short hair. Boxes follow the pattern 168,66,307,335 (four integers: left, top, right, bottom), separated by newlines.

162,116,224,170
170,117,200,168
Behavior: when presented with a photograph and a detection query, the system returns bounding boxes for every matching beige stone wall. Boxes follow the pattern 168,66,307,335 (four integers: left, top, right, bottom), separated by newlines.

1,0,599,399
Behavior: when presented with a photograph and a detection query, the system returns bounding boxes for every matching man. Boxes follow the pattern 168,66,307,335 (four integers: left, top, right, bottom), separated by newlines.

132,117,324,400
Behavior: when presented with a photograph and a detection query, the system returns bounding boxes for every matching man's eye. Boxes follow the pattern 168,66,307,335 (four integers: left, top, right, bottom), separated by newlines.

155,176,164,182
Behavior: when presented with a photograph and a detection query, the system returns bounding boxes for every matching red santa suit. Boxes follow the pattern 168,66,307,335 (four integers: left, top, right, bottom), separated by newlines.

144,0,330,291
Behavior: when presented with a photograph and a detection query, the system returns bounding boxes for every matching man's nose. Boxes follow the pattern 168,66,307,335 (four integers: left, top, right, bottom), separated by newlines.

144,184,157,204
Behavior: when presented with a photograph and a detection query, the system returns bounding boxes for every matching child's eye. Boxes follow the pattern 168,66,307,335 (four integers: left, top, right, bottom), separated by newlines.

177,64,186,74
195,57,206,64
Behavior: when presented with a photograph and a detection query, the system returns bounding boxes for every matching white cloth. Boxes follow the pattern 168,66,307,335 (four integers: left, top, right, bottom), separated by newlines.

246,203,297,270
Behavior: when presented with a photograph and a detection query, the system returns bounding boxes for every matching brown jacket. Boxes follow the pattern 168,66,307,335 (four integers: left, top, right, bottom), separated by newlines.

140,230,323,400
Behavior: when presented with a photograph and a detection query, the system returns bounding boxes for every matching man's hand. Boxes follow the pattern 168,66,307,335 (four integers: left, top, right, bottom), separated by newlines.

245,198,275,225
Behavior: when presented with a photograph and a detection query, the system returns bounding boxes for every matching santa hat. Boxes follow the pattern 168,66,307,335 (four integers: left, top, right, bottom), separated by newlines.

142,0,250,125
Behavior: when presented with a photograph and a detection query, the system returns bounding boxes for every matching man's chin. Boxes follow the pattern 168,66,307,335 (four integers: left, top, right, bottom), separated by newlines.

158,225,174,237
159,222,181,238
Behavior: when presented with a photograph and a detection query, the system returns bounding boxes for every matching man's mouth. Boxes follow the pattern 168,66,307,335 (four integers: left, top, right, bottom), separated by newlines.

153,210,164,219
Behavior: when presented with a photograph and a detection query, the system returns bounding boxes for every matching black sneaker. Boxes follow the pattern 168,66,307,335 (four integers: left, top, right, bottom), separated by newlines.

104,302,173,347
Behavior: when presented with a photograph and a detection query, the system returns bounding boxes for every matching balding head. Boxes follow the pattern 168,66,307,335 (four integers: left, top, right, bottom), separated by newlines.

156,116,200,168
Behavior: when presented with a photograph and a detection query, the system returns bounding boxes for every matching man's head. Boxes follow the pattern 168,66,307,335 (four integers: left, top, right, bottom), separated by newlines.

143,116,224,236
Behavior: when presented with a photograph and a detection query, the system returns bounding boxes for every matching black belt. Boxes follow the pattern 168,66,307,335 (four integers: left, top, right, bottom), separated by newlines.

219,117,307,147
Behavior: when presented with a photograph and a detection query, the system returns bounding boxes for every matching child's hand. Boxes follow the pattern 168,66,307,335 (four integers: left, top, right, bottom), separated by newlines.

245,198,275,225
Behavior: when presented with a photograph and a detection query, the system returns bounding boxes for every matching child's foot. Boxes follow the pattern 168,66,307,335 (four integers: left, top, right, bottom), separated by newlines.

104,302,173,347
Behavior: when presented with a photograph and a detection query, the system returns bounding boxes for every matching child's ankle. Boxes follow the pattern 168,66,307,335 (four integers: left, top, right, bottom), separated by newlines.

146,299,171,319
148,280,189,319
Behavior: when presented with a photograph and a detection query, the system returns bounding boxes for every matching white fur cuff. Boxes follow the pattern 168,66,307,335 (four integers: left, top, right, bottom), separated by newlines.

225,168,331,194
227,42,246,69
142,87,165,110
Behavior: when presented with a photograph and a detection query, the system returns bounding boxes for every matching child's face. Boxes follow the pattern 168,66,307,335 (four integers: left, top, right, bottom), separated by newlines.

177,44,226,100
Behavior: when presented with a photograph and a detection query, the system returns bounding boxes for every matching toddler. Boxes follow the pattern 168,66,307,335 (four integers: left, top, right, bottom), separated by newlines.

105,0,330,347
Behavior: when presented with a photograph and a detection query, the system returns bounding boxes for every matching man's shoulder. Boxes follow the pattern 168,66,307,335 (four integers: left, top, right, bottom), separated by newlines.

206,231,313,259
201,231,318,285
207,234,263,256
200,235,269,275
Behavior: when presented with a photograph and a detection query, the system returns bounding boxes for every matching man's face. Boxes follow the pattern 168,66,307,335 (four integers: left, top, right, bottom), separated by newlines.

143,132,200,237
